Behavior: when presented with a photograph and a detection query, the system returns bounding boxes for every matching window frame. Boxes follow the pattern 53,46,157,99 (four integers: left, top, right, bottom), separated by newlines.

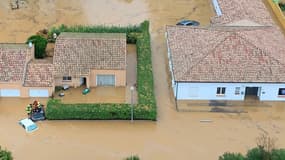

235,87,240,95
63,76,72,81
216,87,226,96
278,88,285,96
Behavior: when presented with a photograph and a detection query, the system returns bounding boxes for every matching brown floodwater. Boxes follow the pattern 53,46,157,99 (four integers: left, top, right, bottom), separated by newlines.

1,0,285,160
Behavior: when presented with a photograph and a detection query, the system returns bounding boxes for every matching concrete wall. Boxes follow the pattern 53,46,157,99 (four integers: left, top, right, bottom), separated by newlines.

55,77,83,88
175,82,285,101
55,69,126,88
0,82,54,97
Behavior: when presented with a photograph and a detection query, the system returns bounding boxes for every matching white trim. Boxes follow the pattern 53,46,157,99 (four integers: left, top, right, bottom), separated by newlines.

96,74,116,86
212,0,222,16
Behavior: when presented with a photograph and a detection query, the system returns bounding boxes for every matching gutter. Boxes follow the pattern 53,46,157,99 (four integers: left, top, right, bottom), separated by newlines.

212,0,222,16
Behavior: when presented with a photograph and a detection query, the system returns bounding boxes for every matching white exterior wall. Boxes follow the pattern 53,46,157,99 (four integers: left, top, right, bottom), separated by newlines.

175,82,285,101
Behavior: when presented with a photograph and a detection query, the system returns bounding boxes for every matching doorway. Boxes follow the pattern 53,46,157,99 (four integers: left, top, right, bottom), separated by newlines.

80,77,87,86
245,87,260,101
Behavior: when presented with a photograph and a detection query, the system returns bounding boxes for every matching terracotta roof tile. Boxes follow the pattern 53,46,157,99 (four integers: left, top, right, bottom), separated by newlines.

211,0,274,26
53,32,126,77
0,44,32,83
24,59,54,87
166,0,285,83
166,25,285,82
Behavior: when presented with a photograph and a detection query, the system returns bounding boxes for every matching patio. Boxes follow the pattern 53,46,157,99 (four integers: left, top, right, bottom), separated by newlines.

53,44,138,104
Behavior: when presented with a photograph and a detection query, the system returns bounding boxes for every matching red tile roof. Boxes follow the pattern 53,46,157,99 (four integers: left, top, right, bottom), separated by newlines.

211,0,274,26
24,59,54,87
0,44,32,83
166,25,285,82
53,32,126,77
166,0,285,82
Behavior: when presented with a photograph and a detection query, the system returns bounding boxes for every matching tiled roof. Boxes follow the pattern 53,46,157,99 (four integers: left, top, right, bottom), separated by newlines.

53,32,126,77
0,44,32,83
24,59,54,87
166,25,285,82
211,0,274,26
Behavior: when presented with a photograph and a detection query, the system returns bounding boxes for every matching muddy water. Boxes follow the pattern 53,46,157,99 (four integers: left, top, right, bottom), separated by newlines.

1,0,285,160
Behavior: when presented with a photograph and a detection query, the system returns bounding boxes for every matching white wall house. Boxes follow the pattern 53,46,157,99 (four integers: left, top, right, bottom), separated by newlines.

173,82,285,101
166,17,285,103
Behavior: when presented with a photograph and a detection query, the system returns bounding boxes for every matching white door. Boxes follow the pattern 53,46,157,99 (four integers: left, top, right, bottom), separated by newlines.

0,89,20,97
96,75,115,86
29,89,49,97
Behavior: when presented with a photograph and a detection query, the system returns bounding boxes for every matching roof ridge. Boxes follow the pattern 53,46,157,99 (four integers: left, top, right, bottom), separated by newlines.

183,32,236,77
22,59,32,86
236,33,285,67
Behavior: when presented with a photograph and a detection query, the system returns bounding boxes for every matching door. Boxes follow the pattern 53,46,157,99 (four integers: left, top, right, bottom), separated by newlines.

96,75,115,86
0,89,20,97
29,89,49,97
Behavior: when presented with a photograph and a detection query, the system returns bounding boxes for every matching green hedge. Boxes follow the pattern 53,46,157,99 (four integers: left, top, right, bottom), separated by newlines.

46,21,156,120
48,24,141,44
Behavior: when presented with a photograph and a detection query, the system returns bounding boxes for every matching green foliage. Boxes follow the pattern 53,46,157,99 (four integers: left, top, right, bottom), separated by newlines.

271,149,285,160
0,146,13,160
46,99,154,120
219,152,245,160
279,3,285,11
26,35,48,58
124,155,140,160
48,24,141,43
46,21,156,121
219,147,285,160
246,147,266,160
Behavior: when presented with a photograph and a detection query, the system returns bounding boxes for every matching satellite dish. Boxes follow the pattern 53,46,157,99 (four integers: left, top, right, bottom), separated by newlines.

28,41,33,48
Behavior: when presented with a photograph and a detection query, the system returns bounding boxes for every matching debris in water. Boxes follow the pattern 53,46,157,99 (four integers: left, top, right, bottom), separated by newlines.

200,119,213,122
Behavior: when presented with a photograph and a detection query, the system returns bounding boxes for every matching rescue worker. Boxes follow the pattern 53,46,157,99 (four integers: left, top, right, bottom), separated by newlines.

26,104,32,117
37,102,42,112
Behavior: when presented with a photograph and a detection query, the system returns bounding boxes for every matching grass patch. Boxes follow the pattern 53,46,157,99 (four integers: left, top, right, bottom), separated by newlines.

46,21,156,120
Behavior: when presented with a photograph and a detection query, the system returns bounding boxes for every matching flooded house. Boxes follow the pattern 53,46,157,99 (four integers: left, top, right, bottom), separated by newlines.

166,0,285,102
0,44,54,97
53,32,127,88
0,32,126,98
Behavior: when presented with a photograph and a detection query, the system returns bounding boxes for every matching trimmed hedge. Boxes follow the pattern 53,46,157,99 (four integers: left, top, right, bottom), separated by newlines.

48,24,141,44
46,21,156,120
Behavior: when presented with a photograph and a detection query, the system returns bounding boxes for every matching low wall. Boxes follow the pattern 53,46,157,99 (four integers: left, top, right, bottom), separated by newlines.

266,0,285,29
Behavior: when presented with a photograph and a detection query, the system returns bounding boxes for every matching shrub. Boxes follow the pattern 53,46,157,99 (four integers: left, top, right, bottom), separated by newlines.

46,21,156,121
0,146,13,160
48,24,141,43
26,35,48,58
219,152,245,160
271,149,285,160
246,147,266,160
124,155,140,160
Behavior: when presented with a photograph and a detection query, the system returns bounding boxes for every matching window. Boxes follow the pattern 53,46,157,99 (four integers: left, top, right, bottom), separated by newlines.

235,87,240,95
278,88,285,96
63,76,72,81
216,87,226,95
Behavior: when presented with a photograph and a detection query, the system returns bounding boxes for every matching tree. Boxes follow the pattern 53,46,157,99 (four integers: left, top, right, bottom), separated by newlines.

26,35,48,58
0,146,13,160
